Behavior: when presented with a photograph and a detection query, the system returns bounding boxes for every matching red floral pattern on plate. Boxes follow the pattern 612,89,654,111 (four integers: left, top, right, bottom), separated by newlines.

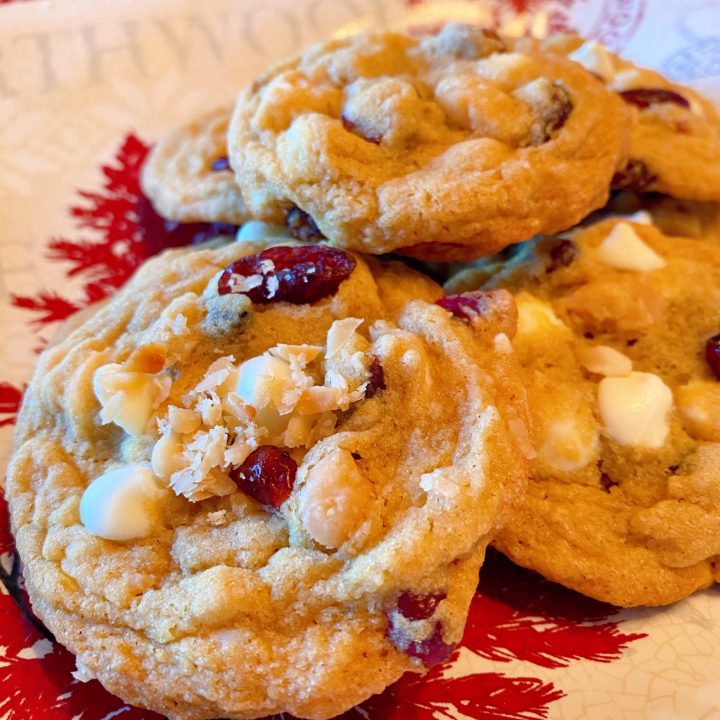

0,133,647,718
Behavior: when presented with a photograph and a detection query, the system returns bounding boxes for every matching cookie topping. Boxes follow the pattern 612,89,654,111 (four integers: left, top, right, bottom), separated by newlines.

217,246,356,304
154,319,378,501
79,465,168,541
546,238,578,272
612,159,657,191
365,357,386,398
619,88,690,110
577,345,633,377
299,448,373,548
230,445,297,508
286,207,324,242
595,222,666,272
236,220,294,243
598,372,672,448
705,334,720,380
539,417,600,473
568,40,615,82
515,292,568,339
93,362,173,438
397,591,447,621
676,382,720,441
386,617,456,668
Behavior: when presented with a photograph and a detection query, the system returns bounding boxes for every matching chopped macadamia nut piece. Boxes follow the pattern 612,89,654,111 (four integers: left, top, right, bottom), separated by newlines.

94,363,172,437
577,345,633,377
299,448,373,549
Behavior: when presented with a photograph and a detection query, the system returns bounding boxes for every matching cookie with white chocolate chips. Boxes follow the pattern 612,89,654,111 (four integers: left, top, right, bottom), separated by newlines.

522,35,720,201
447,217,720,607
228,23,631,260
7,237,532,719
141,106,250,224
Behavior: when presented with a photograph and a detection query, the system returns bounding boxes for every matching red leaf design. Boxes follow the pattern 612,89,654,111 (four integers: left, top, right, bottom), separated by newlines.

1,492,158,719
12,133,239,328
463,551,647,668
340,664,564,720
0,382,24,427
9,292,79,326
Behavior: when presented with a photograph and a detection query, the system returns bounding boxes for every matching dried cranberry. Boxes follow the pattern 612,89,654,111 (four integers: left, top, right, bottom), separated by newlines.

230,446,297,508
365,357,386,398
397,591,446,621
217,245,356,304
286,207,324,242
387,617,456,668
612,159,657,191
705,333,720,380
341,114,382,144
546,238,578,272
210,156,231,172
534,83,573,143
619,88,690,110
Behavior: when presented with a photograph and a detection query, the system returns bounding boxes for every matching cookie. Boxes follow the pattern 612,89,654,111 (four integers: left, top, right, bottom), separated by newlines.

228,23,631,260
141,106,249,224
447,218,720,607
529,36,720,201
7,237,532,719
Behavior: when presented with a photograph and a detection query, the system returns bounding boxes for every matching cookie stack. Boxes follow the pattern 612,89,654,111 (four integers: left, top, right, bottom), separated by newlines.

6,23,720,720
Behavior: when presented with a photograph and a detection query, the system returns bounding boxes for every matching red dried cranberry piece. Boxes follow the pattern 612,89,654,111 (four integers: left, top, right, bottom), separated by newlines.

619,88,690,110
612,159,657,191
210,156,231,172
365,357,386,398
218,245,356,304
397,591,446,621
230,445,297,508
705,333,720,380
286,207,324,242
387,617,456,668
546,239,578,272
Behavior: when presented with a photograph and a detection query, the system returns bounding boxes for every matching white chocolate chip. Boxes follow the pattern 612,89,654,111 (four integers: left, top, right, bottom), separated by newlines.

79,465,167,541
515,293,568,339
568,40,615,82
299,448,373,549
598,372,673,448
236,354,294,412
595,222,666,272
539,418,599,472
151,431,186,480
236,220,293,243
577,345,633,377
93,364,172,438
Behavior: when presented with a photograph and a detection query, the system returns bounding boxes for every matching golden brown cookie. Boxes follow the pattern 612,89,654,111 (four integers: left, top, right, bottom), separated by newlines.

529,36,720,201
7,240,531,719
228,24,631,260
141,106,249,224
447,217,720,606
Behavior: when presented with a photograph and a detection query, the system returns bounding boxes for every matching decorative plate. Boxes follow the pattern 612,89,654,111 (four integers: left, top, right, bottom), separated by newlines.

1,1,719,718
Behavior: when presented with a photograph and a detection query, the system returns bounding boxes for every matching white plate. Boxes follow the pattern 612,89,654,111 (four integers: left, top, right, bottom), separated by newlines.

1,1,719,718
